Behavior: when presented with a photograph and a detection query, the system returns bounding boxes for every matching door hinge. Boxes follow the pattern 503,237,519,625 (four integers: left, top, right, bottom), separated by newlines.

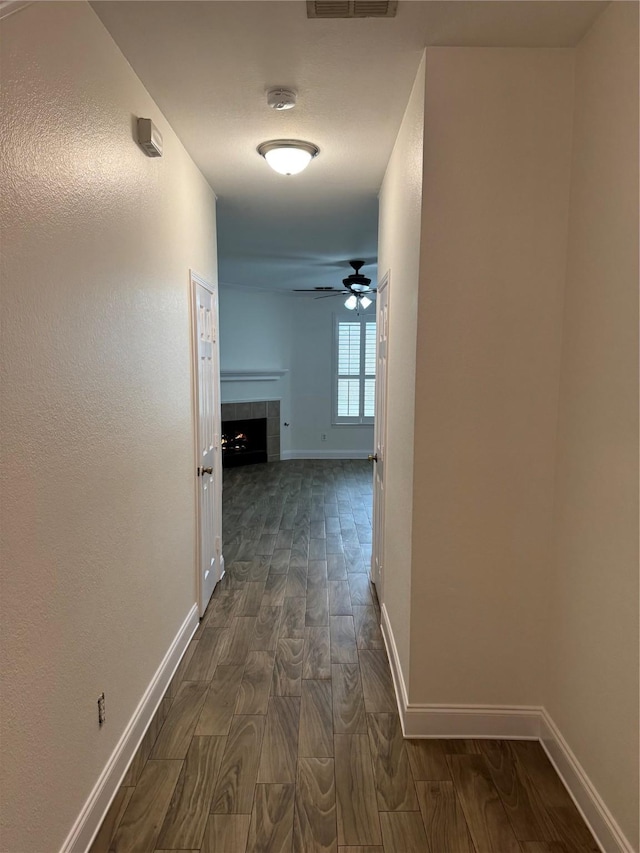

215,536,221,552
214,433,220,450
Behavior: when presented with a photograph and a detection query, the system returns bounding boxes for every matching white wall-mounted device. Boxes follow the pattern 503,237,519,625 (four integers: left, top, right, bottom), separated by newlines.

137,118,163,157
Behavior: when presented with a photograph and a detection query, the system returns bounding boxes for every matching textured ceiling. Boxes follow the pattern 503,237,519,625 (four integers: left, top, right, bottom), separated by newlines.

92,0,606,292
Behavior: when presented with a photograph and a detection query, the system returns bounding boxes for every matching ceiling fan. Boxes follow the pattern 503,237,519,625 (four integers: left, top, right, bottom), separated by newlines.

293,260,377,310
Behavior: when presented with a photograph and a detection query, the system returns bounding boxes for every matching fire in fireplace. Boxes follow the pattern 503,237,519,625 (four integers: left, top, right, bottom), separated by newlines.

222,430,248,453
221,417,267,468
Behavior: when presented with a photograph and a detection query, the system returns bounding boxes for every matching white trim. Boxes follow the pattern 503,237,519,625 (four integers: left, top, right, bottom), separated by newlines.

0,1,31,20
404,704,541,740
281,449,372,460
380,603,409,730
540,710,635,853
221,370,288,382
326,422,376,430
381,607,633,853
221,396,281,405
59,605,199,853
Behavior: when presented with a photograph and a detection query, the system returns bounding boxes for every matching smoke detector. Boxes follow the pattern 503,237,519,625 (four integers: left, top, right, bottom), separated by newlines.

267,88,297,111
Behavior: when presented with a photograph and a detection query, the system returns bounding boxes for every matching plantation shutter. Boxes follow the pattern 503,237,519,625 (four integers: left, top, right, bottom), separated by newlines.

335,318,375,423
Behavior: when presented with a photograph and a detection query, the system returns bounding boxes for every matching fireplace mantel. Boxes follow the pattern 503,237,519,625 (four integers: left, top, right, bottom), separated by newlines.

220,369,288,382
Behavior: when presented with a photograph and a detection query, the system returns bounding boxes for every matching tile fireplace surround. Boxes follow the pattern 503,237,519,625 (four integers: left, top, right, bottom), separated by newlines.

220,400,280,462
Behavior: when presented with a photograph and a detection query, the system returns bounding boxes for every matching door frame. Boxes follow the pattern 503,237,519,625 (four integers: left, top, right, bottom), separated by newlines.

190,269,224,617
371,269,390,597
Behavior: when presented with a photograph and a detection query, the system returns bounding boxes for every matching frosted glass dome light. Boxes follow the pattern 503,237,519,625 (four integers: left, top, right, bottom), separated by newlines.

257,140,319,176
345,295,358,310
360,296,372,309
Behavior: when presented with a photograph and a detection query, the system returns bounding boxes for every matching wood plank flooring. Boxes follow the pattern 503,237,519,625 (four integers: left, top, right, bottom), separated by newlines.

92,460,599,853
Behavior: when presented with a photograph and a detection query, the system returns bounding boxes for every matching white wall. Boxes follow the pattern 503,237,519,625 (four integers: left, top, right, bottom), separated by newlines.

548,4,639,846
378,22,638,847
218,285,293,455
289,295,375,457
377,53,425,679
409,47,574,706
0,4,217,850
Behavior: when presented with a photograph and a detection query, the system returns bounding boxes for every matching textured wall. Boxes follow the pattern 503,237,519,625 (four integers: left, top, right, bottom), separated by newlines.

410,48,574,705
0,3,217,850
548,3,639,846
377,53,425,682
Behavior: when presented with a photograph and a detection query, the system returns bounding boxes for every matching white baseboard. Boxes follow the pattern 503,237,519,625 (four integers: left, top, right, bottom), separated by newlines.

59,604,199,853
280,450,372,460
381,605,634,853
380,604,540,739
404,703,542,739
540,710,635,853
380,602,410,727
0,1,32,20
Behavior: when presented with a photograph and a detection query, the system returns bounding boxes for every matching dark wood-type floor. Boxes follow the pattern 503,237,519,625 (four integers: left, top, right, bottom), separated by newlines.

92,460,599,853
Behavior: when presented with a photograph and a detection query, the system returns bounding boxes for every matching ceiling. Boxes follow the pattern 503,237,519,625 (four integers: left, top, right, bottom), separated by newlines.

92,0,606,293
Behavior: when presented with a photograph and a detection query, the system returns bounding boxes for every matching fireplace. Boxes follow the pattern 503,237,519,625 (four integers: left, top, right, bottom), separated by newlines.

220,400,280,467
221,417,267,468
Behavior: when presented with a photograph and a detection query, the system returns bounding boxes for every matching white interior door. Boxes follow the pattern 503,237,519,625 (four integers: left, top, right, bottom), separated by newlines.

192,272,223,616
371,271,389,593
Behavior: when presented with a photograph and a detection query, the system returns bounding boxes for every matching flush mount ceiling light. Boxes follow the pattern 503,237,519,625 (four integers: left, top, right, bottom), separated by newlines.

257,140,320,176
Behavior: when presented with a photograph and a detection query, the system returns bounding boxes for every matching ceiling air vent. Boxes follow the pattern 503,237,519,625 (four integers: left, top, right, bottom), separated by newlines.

307,0,397,18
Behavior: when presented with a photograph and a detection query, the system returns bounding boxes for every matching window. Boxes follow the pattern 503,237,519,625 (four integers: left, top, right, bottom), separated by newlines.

334,316,376,424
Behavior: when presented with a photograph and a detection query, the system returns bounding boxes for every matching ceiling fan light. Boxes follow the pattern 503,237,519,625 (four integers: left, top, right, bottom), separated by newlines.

360,296,372,309
257,140,319,175
345,295,358,310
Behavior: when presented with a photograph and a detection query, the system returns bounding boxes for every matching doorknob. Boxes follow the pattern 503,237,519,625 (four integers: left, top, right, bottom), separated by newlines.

368,454,378,462
198,466,213,476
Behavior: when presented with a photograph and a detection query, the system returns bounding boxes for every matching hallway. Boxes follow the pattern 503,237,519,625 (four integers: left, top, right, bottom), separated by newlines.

92,460,598,853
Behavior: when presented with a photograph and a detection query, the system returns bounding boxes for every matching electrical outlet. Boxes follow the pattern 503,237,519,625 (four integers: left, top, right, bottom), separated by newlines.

320,433,327,442
97,693,106,726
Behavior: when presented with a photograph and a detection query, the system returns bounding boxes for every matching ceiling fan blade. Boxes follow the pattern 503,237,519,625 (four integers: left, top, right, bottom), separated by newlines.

314,293,343,300
293,288,339,292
